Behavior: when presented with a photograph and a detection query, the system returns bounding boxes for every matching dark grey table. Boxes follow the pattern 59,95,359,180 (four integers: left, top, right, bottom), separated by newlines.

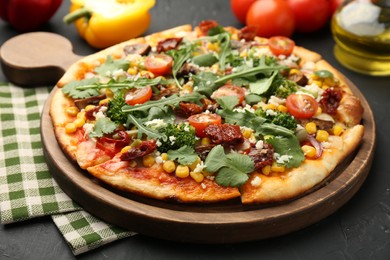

1,1,389,259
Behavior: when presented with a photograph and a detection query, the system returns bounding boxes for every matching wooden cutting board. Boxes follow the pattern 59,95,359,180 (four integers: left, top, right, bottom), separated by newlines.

40,77,376,243
0,32,82,86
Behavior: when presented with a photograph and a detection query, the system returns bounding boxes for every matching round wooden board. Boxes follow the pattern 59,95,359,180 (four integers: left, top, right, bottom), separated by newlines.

41,79,375,244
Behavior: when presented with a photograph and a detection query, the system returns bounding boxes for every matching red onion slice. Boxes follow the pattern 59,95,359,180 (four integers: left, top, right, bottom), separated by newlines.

306,134,323,159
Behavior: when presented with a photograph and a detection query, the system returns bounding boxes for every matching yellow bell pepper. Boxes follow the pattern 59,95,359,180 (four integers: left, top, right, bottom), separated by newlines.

64,0,155,49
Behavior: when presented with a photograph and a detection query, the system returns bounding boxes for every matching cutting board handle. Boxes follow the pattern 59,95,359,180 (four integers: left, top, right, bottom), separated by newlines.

0,32,83,87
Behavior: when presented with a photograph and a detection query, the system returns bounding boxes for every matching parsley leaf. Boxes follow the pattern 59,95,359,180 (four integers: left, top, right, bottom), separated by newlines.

215,96,239,111
62,78,100,99
94,55,129,76
205,145,254,187
266,135,305,168
89,118,117,138
167,146,198,166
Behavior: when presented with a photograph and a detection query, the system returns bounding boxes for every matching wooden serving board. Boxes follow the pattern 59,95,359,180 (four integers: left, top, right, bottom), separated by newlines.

41,79,375,243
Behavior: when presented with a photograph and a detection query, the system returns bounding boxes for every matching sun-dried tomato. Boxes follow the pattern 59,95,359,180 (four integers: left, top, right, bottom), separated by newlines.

320,87,344,115
120,140,156,161
156,37,183,53
204,124,244,145
175,102,203,118
238,26,257,41
247,143,274,171
198,20,219,35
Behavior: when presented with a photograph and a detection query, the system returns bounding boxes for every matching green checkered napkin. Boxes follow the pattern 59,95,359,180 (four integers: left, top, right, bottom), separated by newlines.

0,84,134,255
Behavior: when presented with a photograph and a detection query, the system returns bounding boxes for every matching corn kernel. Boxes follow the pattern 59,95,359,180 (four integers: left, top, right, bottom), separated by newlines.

182,84,193,93
321,84,330,90
99,98,110,106
311,74,320,80
302,145,317,159
121,146,131,153
324,77,335,87
190,171,204,182
163,160,176,173
277,105,288,113
207,42,220,52
305,122,317,135
175,165,190,178
262,165,271,175
240,50,248,58
313,80,323,87
142,155,155,168
201,137,211,146
189,157,201,171
161,153,168,161
105,88,114,98
85,105,95,112
332,125,344,136
77,111,86,120
263,103,277,110
66,106,79,117
140,70,154,78
316,130,329,142
127,67,138,75
65,123,77,134
129,160,137,167
271,163,285,173
242,128,253,139
75,117,86,127
289,69,300,75
315,107,322,116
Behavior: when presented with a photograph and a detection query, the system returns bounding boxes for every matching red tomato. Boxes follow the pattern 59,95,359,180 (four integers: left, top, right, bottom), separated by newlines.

268,36,295,56
286,0,331,33
230,0,256,24
125,85,153,106
330,0,344,15
188,113,222,137
211,84,245,105
286,94,319,119
145,54,173,76
246,0,295,38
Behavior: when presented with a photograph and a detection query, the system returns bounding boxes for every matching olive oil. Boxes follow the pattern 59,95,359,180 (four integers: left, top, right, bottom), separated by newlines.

331,0,390,76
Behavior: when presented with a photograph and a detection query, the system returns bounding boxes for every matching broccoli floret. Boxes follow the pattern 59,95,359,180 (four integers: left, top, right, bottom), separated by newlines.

256,108,297,131
157,123,196,153
274,79,298,98
106,93,128,125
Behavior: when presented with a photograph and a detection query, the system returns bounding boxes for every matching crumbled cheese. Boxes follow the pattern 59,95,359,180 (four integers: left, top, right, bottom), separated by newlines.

321,141,331,149
112,69,126,79
201,183,207,189
302,61,316,71
255,140,264,150
169,135,176,145
274,153,293,164
268,95,286,105
265,109,277,116
206,175,215,181
251,176,262,187
183,125,190,132
156,140,162,147
144,119,166,128
233,104,255,113
193,161,206,173
83,123,95,136
155,156,163,164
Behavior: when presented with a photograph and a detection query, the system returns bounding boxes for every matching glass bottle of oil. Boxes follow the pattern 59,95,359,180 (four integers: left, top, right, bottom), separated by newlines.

331,0,390,76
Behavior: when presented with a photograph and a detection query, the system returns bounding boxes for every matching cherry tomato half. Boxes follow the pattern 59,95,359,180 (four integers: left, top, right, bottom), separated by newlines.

286,94,319,119
230,0,256,24
211,84,246,105
246,0,295,38
188,113,222,137
125,85,153,106
268,36,295,57
286,0,331,33
144,54,173,76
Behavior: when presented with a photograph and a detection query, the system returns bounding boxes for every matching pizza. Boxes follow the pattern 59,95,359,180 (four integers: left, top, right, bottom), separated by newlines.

50,20,364,204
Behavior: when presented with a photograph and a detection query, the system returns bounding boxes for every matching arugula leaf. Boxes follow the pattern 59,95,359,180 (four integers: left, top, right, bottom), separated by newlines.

216,32,231,70
205,145,254,187
122,93,203,114
192,53,218,67
191,72,220,96
245,93,263,105
94,55,129,76
249,70,278,95
126,114,163,140
143,106,176,124
167,43,195,88
215,96,239,111
207,25,226,36
89,118,117,138
62,78,100,99
167,146,198,165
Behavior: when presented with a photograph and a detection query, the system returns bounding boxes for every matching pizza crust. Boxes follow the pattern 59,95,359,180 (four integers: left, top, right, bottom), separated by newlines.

240,124,364,204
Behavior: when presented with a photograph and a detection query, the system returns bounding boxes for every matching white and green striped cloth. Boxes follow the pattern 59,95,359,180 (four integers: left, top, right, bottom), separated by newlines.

0,83,135,255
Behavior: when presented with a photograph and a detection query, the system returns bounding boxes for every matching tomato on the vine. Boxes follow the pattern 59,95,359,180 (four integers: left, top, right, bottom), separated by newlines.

286,94,319,119
330,0,344,15
145,54,173,76
230,0,256,24
188,113,222,137
211,84,245,105
125,85,153,106
246,0,295,38
286,0,331,33
268,36,295,56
